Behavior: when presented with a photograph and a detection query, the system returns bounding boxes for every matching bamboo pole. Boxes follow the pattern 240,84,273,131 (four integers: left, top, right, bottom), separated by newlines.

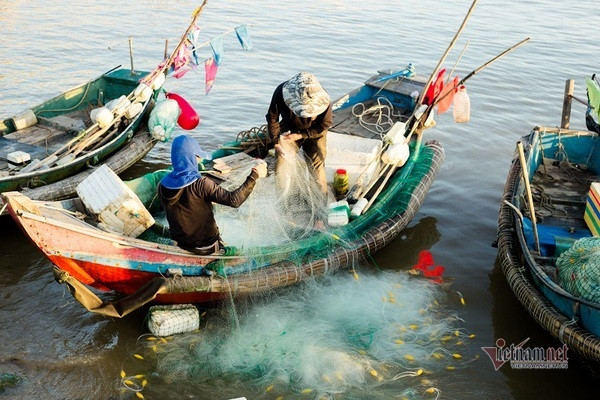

517,141,540,253
128,36,135,74
33,2,210,170
361,162,397,214
406,37,530,142
561,79,574,129
143,0,209,86
447,40,470,82
414,0,480,108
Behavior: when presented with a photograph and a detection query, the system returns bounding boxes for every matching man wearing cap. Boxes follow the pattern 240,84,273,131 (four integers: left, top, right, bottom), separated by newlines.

158,135,266,255
266,72,332,198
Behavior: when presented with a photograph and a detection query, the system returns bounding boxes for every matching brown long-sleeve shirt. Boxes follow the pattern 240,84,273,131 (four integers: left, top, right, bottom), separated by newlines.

158,171,258,249
266,82,332,141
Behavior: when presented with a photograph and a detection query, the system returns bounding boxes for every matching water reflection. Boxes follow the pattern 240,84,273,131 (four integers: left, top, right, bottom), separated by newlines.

376,216,441,270
488,258,599,397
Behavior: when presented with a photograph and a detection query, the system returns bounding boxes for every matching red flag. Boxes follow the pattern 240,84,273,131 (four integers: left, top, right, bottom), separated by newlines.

204,57,218,94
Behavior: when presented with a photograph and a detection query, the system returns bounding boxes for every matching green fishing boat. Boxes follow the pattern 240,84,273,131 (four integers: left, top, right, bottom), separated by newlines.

0,67,154,195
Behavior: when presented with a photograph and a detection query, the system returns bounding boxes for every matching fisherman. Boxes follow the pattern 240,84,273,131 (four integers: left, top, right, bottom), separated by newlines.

158,134,266,255
266,71,332,200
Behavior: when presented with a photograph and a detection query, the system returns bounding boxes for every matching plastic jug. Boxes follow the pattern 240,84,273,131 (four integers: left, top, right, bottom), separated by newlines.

90,107,114,128
452,85,470,123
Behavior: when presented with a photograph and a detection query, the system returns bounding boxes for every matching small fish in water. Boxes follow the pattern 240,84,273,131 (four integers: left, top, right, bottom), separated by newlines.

134,354,144,360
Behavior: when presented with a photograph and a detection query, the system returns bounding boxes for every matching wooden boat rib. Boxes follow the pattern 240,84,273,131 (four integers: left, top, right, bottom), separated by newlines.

498,125,600,363
0,68,153,194
4,70,445,317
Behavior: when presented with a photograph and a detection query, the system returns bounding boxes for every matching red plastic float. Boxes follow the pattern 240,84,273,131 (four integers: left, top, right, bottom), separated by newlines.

165,92,200,130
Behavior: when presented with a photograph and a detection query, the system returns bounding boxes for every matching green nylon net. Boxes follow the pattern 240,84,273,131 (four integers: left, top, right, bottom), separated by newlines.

556,237,600,304
127,141,435,277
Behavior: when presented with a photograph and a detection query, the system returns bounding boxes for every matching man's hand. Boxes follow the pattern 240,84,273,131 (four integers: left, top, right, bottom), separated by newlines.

281,132,303,142
252,160,268,178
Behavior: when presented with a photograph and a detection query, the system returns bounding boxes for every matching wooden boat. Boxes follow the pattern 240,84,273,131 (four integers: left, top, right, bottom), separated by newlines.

0,67,154,195
19,122,155,203
498,125,600,363
3,69,445,317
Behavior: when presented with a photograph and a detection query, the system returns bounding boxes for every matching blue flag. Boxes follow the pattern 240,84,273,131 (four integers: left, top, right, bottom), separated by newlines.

210,36,224,66
235,25,252,51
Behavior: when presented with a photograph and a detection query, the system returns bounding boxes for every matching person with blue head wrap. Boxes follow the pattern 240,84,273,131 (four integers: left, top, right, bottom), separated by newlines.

158,135,265,255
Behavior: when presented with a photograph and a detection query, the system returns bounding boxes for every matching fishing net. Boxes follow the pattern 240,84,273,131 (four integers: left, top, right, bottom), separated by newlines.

119,270,473,399
214,139,329,249
556,237,600,304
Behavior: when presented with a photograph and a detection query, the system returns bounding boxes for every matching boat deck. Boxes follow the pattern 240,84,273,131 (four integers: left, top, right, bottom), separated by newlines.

0,110,89,173
332,97,411,141
531,158,599,229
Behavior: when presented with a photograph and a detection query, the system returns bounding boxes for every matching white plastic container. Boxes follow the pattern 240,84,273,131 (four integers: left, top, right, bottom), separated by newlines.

327,200,350,227
12,109,38,131
76,164,155,237
151,72,166,90
147,304,200,336
350,198,368,218
382,142,410,167
105,95,131,115
134,83,153,102
6,151,31,164
452,85,470,123
90,107,114,129
124,102,143,119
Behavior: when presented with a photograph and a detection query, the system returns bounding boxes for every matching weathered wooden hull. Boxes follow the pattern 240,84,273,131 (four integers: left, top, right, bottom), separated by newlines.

497,126,600,363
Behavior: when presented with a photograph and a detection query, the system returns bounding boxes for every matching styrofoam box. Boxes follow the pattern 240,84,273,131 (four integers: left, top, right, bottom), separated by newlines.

76,164,155,237
325,131,382,187
147,304,200,337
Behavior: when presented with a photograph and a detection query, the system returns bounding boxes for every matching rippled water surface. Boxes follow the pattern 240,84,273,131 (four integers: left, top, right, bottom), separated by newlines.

1,0,599,398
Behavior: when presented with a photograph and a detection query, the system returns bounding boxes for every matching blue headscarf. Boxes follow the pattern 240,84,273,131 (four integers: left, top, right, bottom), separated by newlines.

160,135,212,189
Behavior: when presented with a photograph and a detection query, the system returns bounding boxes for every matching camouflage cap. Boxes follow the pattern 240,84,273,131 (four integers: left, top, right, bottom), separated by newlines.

282,72,330,118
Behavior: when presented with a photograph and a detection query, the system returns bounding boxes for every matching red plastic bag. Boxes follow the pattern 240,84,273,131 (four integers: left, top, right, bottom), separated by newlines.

423,68,446,106
165,92,200,130
436,76,460,114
